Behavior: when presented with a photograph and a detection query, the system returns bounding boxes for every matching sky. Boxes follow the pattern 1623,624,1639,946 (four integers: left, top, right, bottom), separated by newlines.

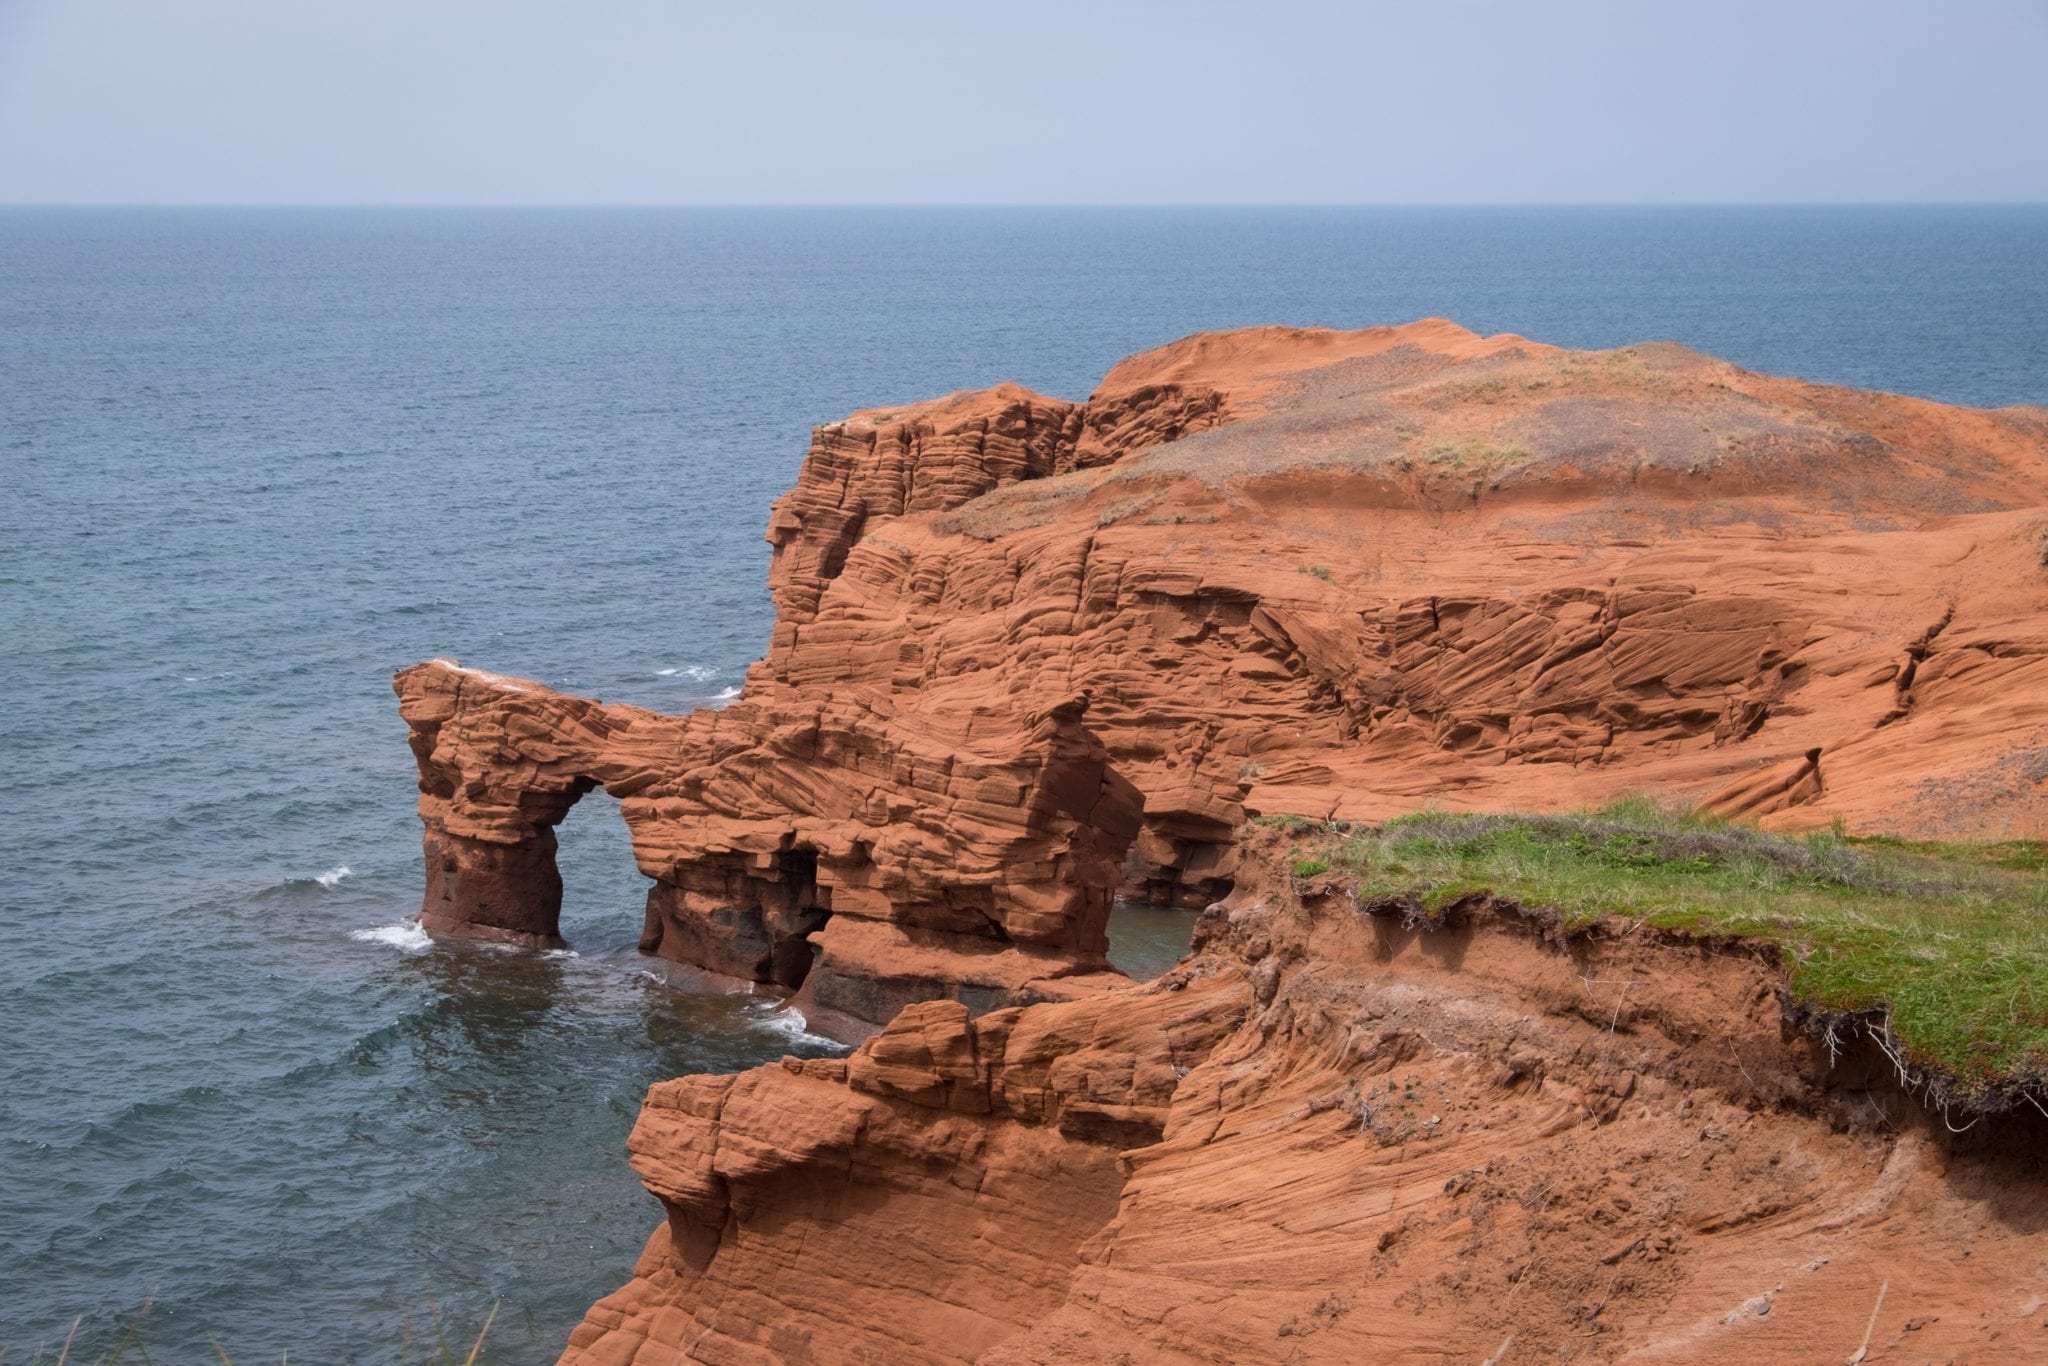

0,0,2044,205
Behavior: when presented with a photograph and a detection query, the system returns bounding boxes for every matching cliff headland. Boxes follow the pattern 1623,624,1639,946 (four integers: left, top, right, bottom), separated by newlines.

396,321,2048,1361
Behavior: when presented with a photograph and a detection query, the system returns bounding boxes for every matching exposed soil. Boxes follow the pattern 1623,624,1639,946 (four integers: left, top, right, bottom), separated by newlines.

567,827,2048,1363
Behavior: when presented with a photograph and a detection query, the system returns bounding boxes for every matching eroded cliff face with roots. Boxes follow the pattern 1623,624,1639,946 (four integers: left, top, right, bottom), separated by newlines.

394,320,2048,1359
564,830,2048,1363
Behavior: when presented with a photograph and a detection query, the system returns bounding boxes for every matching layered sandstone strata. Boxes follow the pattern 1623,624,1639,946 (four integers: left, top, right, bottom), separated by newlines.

565,828,2048,1363
390,319,2048,1360
395,663,1139,1035
749,320,2048,900
399,319,2048,1034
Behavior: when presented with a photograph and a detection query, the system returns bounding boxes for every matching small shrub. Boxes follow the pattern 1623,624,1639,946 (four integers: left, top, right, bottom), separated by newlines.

1292,857,1330,878
1255,813,1316,833
1299,564,1333,581
1424,438,1527,470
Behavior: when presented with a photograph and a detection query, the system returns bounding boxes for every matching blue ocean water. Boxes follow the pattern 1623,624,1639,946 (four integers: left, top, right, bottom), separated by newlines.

3,206,2044,1362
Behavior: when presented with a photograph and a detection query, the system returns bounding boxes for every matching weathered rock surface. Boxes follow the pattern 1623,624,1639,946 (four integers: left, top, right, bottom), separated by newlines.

749,320,2048,907
565,829,2048,1363
400,319,2048,1019
396,661,1140,1035
395,319,2048,1358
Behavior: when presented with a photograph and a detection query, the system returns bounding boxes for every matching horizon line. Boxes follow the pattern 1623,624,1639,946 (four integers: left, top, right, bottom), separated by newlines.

4,199,2047,211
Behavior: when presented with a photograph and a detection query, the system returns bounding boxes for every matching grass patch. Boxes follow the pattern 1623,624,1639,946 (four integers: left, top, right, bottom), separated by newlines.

1301,798,2048,1098
1421,437,1528,471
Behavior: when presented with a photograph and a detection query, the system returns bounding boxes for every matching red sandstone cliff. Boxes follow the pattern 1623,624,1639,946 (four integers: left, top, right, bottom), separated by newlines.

399,319,2048,1028
393,321,2048,1360
565,829,2048,1363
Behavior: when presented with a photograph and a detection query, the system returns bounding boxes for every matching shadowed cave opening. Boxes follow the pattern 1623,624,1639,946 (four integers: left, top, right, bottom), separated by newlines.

769,845,827,989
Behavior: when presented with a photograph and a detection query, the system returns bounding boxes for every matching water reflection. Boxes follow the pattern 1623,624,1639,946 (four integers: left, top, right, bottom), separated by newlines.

1108,901,1197,981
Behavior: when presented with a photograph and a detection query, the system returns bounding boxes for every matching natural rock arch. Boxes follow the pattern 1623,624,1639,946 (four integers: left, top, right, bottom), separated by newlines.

394,660,1142,1038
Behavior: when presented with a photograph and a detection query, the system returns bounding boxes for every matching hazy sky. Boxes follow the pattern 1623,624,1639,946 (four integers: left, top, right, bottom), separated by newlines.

2,0,2044,205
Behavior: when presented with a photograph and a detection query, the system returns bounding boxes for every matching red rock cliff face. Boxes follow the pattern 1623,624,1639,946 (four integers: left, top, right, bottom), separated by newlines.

399,319,2048,1034
746,319,2048,905
566,830,2048,1364
392,320,2048,1360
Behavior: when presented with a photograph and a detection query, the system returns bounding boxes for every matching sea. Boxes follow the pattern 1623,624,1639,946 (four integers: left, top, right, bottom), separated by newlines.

4,206,2045,1362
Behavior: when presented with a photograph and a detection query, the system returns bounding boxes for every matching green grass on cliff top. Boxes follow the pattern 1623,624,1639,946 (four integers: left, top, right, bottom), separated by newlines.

1265,799,2048,1099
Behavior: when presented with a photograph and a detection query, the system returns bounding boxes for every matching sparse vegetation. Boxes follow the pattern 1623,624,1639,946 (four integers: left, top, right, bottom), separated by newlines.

1276,797,2048,1097
1094,494,1157,527
931,468,1109,540
1255,813,1318,834
1292,857,1331,878
1422,437,1528,471
1299,563,1333,581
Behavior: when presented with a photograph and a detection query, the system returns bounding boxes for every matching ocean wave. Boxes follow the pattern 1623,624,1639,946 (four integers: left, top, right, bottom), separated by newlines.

743,1000,844,1050
656,665,719,681
348,920,432,953
712,686,742,705
266,865,356,896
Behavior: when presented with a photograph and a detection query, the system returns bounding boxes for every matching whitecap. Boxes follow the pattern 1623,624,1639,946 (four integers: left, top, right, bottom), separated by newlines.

542,948,580,960
349,920,432,953
713,686,742,705
746,1001,842,1049
657,665,719,681
314,865,352,888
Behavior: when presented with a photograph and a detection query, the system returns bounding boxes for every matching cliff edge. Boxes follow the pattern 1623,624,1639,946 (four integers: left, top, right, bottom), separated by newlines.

394,320,2048,1360
398,319,2048,1035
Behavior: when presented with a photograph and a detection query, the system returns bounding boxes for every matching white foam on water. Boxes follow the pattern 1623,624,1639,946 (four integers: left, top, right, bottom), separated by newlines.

542,948,580,960
314,865,352,888
430,659,526,693
746,1001,840,1049
713,686,742,705
349,920,432,953
657,665,719,680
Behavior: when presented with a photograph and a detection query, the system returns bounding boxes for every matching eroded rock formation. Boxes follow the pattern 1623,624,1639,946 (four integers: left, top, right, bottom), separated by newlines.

399,318,2048,1032
747,320,2048,902
396,663,1140,1035
393,319,2048,1360
566,829,2048,1363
